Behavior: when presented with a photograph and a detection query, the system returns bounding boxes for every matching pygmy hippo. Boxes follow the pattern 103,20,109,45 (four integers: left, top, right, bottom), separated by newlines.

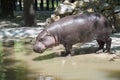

33,12,112,56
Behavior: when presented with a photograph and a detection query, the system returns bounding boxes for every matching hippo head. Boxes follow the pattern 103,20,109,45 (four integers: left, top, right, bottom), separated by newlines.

33,30,57,53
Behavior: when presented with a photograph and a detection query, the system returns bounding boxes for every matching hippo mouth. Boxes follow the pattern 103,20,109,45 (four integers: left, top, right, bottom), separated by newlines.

33,42,47,53
37,49,45,53
33,47,45,53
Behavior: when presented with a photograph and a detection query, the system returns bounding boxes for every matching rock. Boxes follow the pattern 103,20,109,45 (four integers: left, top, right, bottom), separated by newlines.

100,3,111,10
55,3,75,16
51,14,60,22
63,0,71,4
114,13,120,31
114,6,120,13
46,14,60,26
0,27,44,41
46,18,54,26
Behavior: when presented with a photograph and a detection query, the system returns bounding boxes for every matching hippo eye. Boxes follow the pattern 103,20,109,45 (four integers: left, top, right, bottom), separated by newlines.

39,38,44,41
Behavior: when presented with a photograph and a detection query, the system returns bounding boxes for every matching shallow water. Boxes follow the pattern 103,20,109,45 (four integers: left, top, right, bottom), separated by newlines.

1,41,120,80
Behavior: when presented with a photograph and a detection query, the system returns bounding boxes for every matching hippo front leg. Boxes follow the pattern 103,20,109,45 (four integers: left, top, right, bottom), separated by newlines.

96,40,105,53
62,43,72,56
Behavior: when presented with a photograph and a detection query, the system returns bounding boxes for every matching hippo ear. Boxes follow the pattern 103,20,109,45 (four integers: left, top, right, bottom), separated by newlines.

42,29,52,36
40,30,47,38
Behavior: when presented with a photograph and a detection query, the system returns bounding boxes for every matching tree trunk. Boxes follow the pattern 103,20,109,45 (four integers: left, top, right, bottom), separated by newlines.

1,0,14,17
23,0,36,26
19,0,22,10
40,0,44,10
46,0,49,10
52,0,54,10
35,0,38,10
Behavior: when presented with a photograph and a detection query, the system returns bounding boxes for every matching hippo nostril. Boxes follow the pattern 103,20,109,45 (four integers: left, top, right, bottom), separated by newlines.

33,42,46,53
33,45,45,53
33,46,41,53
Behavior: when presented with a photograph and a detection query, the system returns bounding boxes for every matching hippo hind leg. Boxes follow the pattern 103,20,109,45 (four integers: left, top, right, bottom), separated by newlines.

104,37,112,53
96,37,112,53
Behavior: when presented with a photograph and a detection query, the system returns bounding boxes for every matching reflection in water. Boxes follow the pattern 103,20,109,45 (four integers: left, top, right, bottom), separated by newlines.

61,56,77,67
105,70,120,80
1,41,36,80
2,41,58,80
5,66,37,80
33,53,56,61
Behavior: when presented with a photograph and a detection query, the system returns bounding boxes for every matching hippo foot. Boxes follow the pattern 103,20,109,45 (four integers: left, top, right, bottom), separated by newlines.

96,49,114,54
60,51,70,57
54,51,69,57
104,50,114,54
70,51,75,56
96,49,104,54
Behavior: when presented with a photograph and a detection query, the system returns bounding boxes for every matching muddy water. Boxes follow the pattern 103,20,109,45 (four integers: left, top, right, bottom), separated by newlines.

1,41,120,80
32,54,120,80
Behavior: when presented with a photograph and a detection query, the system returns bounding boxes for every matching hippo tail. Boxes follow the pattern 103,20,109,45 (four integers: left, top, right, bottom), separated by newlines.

97,13,115,33
105,17,114,34
94,13,113,34
104,16,115,33
108,18,116,33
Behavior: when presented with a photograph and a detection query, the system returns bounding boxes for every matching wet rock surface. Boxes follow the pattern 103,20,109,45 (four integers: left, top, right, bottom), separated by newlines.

0,27,44,41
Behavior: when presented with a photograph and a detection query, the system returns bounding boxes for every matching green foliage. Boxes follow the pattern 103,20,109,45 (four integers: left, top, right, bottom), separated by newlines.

14,41,25,53
5,65,36,80
5,66,28,80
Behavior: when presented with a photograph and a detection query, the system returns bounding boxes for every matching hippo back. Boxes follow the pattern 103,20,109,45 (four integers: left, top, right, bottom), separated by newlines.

46,13,112,44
